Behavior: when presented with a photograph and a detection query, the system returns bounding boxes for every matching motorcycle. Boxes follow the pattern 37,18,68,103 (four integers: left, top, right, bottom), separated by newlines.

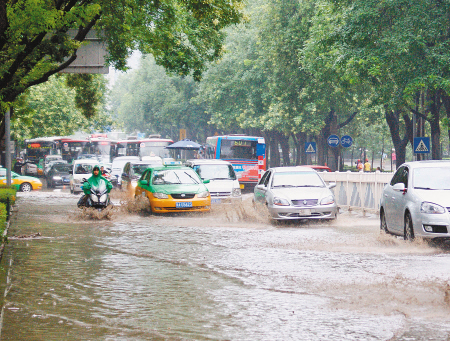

77,178,112,210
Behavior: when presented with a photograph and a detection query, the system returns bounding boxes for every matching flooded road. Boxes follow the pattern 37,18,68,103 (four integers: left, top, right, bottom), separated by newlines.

1,189,450,340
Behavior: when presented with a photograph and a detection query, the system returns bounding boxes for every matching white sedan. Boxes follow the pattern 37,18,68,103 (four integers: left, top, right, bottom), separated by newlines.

254,166,337,221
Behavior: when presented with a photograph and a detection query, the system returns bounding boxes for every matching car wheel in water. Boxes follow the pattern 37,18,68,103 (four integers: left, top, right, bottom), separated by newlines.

380,210,388,233
20,182,32,192
404,212,415,241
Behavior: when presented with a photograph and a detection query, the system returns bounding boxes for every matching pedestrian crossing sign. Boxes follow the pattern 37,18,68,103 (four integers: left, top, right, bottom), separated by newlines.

413,137,430,154
305,142,316,154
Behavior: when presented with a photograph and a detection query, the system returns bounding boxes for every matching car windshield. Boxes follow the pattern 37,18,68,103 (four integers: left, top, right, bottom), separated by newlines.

271,171,325,188
132,164,153,177
152,169,201,185
53,164,72,172
194,164,236,180
75,164,94,174
413,167,450,190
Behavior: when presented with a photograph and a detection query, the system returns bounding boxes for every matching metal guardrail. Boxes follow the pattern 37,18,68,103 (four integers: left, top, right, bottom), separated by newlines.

320,171,394,213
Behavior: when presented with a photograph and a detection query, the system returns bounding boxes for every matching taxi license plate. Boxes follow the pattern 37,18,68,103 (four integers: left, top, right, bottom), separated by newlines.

298,209,311,216
176,202,193,208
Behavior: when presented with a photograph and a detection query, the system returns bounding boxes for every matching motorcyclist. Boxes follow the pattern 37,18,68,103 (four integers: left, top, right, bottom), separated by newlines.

78,165,112,207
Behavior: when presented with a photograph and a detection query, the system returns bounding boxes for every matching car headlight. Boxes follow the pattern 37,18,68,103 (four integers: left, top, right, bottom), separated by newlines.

420,202,445,214
232,188,241,197
52,176,62,180
320,195,335,205
273,197,290,206
131,180,138,188
197,191,210,198
153,192,168,199
73,178,80,184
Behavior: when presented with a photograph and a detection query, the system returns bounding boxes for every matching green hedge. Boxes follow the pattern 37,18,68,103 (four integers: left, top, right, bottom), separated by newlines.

0,186,16,206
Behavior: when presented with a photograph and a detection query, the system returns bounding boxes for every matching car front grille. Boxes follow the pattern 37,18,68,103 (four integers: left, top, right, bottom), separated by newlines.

210,192,232,198
291,199,318,207
171,193,196,199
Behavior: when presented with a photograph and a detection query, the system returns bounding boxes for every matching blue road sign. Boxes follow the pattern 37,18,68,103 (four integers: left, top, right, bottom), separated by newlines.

340,135,353,148
305,142,316,154
327,135,340,147
413,137,430,154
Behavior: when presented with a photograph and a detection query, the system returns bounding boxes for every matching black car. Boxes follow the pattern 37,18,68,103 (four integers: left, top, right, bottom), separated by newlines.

46,163,73,188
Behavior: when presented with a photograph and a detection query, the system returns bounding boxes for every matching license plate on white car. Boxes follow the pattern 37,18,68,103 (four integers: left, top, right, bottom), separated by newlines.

211,198,221,204
176,202,193,208
298,209,311,216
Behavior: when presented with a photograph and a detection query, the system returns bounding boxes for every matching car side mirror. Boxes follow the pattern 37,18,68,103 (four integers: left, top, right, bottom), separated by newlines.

392,183,406,192
328,182,336,189
140,180,148,186
256,184,264,190
203,179,210,184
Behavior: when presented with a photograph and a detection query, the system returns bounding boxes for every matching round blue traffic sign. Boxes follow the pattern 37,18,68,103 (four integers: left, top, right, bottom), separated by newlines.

340,135,353,148
327,135,340,147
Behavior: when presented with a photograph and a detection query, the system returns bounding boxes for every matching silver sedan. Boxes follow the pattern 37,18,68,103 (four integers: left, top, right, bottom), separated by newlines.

380,160,450,240
254,166,338,220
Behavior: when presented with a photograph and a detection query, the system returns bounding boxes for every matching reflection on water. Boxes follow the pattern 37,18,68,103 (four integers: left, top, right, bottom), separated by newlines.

0,190,449,340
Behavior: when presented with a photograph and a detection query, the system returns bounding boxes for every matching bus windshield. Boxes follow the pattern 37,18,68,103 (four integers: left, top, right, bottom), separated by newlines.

140,142,172,158
219,139,258,159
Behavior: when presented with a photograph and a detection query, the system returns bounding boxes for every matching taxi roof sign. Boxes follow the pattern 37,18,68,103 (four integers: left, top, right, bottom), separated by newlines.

163,160,183,166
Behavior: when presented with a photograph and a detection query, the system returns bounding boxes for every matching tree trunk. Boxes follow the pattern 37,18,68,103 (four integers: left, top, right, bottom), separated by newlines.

384,109,412,169
276,132,290,166
427,90,442,160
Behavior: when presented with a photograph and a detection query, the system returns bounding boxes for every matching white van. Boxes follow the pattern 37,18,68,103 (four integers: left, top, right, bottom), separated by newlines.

70,159,99,194
185,159,242,204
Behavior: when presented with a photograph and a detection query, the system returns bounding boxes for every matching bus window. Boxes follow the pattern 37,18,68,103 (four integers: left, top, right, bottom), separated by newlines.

219,139,257,159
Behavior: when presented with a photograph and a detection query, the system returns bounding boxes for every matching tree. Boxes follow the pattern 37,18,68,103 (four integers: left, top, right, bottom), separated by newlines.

110,56,211,142
326,0,450,162
0,0,244,136
12,74,113,142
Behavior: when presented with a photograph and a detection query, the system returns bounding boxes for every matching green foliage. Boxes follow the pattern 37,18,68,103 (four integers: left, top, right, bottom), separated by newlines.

0,0,245,112
0,187,17,206
11,74,114,142
110,56,210,141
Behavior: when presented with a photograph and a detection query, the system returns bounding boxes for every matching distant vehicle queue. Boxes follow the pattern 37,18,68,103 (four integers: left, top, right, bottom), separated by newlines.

8,134,272,197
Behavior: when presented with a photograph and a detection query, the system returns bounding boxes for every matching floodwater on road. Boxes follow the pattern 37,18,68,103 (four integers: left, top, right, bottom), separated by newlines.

0,189,449,340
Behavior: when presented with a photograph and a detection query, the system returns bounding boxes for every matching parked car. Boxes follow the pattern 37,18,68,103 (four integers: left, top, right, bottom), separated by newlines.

253,166,337,221
122,160,164,195
111,156,140,188
185,159,241,204
135,162,211,214
380,160,450,240
70,159,99,194
46,163,72,188
0,167,42,192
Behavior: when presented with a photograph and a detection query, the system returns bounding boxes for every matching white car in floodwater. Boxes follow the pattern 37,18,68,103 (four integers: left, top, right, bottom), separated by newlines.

380,160,450,241
185,159,241,204
70,159,99,194
253,166,337,220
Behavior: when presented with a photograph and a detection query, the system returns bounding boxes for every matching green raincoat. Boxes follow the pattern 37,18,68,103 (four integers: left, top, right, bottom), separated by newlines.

82,166,113,195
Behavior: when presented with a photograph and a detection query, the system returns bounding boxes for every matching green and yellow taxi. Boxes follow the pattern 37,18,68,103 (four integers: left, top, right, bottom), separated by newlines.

0,168,42,192
135,162,211,213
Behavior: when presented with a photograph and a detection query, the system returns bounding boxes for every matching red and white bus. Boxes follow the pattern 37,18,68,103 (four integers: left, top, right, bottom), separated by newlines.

205,135,266,189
